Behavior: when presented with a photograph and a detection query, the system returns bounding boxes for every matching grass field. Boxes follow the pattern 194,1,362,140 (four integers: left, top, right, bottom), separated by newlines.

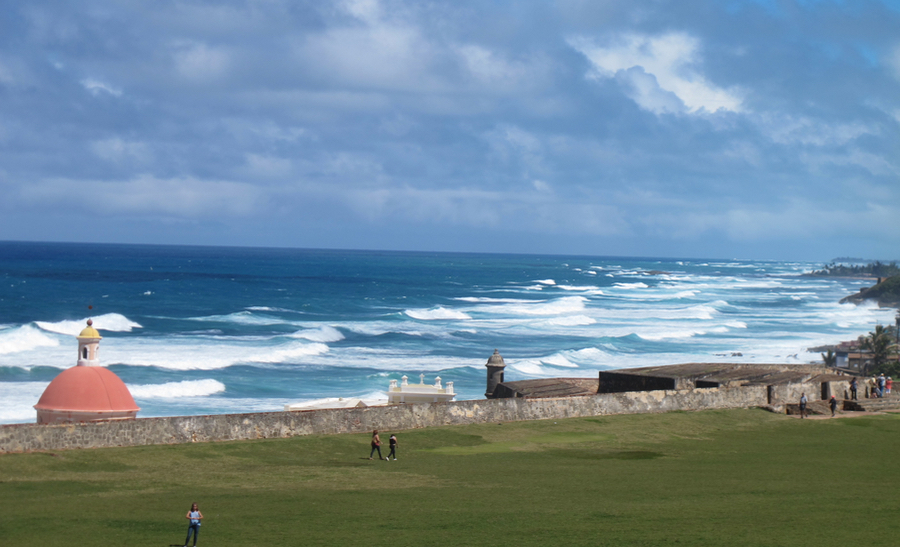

1,408,899,546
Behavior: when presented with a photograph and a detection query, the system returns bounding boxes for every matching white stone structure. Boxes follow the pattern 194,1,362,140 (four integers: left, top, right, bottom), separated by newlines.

386,374,455,404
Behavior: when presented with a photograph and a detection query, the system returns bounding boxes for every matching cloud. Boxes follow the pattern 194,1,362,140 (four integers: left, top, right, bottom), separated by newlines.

80,78,122,97
570,32,743,114
172,42,230,82
90,138,152,164
19,175,263,217
1,0,899,259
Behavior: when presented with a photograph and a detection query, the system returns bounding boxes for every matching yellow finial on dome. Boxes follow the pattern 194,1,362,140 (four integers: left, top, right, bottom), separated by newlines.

78,319,102,339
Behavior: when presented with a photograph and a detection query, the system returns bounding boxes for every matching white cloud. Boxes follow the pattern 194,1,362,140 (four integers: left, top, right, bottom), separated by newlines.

570,32,743,114
761,114,876,146
80,78,122,97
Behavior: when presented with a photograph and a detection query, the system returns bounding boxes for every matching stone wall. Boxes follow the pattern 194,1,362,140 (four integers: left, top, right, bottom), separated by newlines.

0,385,770,454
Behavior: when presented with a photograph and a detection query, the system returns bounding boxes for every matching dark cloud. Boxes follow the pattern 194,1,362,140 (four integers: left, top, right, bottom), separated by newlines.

0,0,897,260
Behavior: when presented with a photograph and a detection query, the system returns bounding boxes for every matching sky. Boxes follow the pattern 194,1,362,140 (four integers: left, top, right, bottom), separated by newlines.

0,0,898,261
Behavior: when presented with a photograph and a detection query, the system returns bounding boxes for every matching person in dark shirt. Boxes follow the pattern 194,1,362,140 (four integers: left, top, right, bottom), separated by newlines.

829,395,838,417
799,393,808,419
387,434,398,461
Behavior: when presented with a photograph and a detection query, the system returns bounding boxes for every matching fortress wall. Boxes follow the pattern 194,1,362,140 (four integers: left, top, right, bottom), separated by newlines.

0,385,770,454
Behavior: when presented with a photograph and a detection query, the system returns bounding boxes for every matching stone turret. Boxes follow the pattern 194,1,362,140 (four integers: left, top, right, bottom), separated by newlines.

485,349,506,398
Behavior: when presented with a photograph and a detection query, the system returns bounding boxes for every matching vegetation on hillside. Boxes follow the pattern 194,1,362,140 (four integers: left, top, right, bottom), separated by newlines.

840,275,900,306
809,260,900,277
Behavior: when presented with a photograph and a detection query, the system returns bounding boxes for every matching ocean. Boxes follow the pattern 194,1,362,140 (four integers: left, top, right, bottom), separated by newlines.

0,241,892,425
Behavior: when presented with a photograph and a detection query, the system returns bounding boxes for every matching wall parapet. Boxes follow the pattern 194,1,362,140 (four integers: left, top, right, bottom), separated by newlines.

0,384,774,454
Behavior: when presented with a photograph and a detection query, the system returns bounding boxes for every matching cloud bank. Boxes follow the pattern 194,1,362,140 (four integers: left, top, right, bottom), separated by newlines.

0,0,898,260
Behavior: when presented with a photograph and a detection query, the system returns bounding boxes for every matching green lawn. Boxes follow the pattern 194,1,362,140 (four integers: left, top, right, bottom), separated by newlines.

1,408,897,546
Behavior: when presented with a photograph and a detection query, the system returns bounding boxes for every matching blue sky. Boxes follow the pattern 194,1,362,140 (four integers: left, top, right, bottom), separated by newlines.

1,0,898,261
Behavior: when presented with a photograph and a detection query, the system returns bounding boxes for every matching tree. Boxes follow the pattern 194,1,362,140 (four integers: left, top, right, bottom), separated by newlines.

862,324,898,376
821,349,836,367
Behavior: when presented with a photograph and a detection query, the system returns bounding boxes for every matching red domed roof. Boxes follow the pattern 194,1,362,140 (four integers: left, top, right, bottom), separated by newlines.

35,366,139,413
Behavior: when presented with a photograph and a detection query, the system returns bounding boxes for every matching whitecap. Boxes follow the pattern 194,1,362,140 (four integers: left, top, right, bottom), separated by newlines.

557,285,602,292
454,297,535,303
405,307,471,320
612,282,649,289
492,296,587,317
35,313,143,336
128,379,226,398
289,326,345,343
0,382,47,424
0,325,60,355
534,279,556,285
186,311,288,326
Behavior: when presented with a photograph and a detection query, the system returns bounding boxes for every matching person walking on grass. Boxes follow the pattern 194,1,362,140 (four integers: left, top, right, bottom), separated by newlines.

369,429,384,460
387,433,398,461
829,395,838,417
183,502,203,547
799,393,808,419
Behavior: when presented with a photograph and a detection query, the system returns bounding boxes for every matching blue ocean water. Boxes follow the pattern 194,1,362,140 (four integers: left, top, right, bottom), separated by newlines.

0,241,893,424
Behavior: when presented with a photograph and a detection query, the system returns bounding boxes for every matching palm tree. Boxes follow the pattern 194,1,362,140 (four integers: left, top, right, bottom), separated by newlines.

861,324,898,375
821,348,837,367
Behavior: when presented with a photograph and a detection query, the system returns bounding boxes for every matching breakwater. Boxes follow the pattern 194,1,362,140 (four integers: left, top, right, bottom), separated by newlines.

0,381,829,454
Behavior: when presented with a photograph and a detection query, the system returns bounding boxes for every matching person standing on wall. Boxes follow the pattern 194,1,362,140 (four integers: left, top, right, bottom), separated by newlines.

799,393,808,419
183,502,203,547
387,433,398,461
369,430,384,460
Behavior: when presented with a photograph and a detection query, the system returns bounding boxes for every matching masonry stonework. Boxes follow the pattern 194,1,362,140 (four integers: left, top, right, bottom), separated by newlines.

0,384,781,454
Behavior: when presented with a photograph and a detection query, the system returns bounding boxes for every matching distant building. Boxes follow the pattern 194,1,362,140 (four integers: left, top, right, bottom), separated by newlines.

386,374,455,404
34,320,140,424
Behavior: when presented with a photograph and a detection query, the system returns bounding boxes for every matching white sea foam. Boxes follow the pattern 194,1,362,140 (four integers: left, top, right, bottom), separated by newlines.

612,282,649,289
128,379,226,398
489,296,587,317
246,306,298,313
0,382,47,424
534,279,556,285
186,311,290,326
405,307,471,320
35,313,142,336
98,338,330,370
541,354,579,368
0,325,60,355
245,342,331,364
546,315,596,327
289,326,345,343
557,285,603,293
455,297,535,303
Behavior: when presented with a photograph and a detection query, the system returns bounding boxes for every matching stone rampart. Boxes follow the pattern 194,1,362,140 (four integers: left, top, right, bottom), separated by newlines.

0,385,771,454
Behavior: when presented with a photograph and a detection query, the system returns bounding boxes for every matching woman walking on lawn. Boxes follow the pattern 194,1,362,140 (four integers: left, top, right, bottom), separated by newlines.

387,434,398,460
369,430,384,460
183,502,203,547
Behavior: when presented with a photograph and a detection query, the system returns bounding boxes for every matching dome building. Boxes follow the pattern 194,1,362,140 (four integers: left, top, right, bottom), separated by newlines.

34,320,140,424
